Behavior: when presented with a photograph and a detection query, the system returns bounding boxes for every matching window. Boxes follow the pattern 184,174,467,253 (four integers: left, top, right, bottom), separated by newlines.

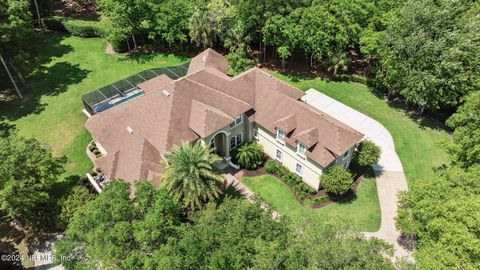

230,133,243,150
229,115,242,128
297,142,306,157
295,163,303,175
230,137,236,150
253,128,258,138
276,149,282,161
343,150,349,158
236,133,242,145
276,129,285,142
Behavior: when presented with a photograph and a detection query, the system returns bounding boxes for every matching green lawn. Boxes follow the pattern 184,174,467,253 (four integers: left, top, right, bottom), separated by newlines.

274,74,450,185
0,32,188,176
242,175,381,232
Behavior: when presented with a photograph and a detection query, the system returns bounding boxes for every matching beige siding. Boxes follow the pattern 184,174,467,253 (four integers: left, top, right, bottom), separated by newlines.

255,126,324,190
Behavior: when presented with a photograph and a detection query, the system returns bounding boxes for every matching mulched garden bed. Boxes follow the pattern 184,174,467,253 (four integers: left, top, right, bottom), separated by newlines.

232,160,373,209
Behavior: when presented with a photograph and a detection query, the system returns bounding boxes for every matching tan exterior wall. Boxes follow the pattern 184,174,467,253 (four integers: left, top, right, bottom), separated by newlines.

255,126,324,189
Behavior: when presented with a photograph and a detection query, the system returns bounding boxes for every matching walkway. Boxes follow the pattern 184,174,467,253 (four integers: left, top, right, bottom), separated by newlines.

302,89,412,261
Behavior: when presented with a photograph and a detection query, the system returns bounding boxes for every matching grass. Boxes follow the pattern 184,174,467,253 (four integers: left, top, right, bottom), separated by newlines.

242,175,381,232
273,73,451,185
0,31,188,176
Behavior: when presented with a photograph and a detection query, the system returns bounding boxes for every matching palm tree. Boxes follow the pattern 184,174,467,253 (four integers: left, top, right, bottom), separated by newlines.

163,141,222,210
235,142,264,170
189,6,216,49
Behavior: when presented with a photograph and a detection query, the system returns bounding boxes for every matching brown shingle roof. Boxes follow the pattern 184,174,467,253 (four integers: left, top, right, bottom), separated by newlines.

274,114,297,134
187,48,228,75
137,74,173,93
189,99,234,138
86,49,363,184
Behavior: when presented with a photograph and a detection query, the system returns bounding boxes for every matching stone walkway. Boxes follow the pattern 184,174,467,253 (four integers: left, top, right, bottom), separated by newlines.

302,89,413,261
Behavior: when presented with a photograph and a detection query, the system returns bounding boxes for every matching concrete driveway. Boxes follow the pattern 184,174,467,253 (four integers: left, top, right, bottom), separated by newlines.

302,89,412,261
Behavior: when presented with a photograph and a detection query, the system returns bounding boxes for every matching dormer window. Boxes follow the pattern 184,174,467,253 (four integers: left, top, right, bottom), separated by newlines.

229,115,242,128
297,142,306,157
276,129,285,143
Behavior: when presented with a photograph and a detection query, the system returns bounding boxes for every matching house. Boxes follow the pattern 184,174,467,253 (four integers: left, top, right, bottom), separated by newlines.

84,49,363,190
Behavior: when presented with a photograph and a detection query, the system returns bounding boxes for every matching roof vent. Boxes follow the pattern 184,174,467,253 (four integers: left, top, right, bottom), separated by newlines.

162,90,171,97
126,126,134,134
202,55,207,62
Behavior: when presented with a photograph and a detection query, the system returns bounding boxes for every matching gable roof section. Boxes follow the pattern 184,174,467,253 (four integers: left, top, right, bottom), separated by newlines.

189,99,234,137
187,48,228,75
274,114,297,134
294,127,319,148
137,74,173,93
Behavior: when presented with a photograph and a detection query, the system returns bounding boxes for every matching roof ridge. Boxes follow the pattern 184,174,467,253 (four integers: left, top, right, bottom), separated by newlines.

183,78,252,110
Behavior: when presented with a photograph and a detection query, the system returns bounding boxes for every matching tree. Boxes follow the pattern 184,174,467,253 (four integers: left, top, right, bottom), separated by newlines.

0,136,67,228
320,166,353,195
355,139,381,166
163,141,223,210
56,186,95,230
235,142,264,170
97,0,144,49
189,3,216,48
396,165,480,269
446,91,480,168
55,180,181,269
283,217,394,270
225,48,254,75
0,0,36,93
377,0,480,111
153,199,290,269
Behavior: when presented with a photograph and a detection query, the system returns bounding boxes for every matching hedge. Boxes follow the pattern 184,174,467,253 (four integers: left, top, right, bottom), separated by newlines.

44,16,106,38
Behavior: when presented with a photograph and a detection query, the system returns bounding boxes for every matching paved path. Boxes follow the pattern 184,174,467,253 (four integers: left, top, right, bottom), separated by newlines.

302,89,412,261
33,236,64,270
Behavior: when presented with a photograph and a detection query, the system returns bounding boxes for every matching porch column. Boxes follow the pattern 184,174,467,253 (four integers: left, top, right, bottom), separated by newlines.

225,132,231,160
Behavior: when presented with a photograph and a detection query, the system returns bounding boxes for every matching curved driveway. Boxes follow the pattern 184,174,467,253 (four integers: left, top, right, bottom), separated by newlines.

302,89,412,261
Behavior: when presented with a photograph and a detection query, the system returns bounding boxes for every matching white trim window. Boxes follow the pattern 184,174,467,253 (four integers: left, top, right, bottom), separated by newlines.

276,129,285,143
295,163,303,176
297,142,307,158
276,149,282,161
230,133,243,150
229,115,242,128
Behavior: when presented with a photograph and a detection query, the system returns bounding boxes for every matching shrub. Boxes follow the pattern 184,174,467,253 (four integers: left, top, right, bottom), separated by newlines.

88,144,96,151
235,142,264,170
355,140,381,167
265,160,281,174
320,166,354,195
44,16,106,38
93,149,100,155
313,196,329,205
110,37,129,53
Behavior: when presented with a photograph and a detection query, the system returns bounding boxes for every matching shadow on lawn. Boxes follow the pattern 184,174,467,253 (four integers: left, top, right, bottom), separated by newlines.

0,32,90,121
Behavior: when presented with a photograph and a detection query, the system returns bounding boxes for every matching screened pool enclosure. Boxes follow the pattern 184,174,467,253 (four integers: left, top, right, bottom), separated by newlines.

82,62,189,115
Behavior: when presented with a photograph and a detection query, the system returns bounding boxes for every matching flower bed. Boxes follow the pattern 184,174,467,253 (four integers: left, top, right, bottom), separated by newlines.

88,141,102,158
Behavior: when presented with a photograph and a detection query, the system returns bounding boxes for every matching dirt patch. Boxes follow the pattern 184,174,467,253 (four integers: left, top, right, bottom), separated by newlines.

105,43,116,55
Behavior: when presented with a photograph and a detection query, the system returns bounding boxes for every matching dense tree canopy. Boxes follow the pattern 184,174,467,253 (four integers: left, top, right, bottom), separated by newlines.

55,180,181,269
0,136,67,227
446,91,480,168
56,184,394,270
376,0,480,111
397,165,480,269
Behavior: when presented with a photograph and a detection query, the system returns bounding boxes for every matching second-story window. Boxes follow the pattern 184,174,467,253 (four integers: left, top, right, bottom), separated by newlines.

276,129,285,142
297,142,306,157
229,115,242,128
